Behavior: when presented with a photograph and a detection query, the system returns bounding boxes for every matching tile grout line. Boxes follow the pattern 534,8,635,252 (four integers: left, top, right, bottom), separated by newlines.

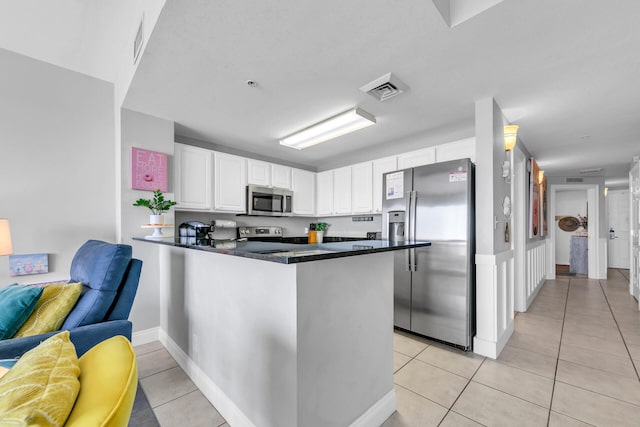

598,276,640,382
546,275,571,427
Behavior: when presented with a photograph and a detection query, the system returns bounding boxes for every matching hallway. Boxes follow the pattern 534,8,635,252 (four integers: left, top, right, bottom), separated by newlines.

388,269,640,426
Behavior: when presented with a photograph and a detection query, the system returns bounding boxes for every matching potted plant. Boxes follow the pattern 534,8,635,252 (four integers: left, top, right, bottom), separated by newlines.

314,222,329,243
133,189,177,225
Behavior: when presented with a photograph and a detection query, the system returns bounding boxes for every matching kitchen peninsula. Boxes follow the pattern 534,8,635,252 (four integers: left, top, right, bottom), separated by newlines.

135,237,430,427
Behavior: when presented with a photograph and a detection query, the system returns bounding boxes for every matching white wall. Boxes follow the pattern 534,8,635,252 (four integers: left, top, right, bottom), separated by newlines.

121,108,174,333
473,97,515,359
0,49,114,284
554,190,587,265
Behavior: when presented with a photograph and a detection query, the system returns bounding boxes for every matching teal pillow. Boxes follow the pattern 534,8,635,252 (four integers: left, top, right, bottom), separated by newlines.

0,284,43,340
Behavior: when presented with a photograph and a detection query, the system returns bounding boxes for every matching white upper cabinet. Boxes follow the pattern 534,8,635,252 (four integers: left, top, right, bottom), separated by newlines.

214,152,247,212
397,147,436,169
291,168,315,215
372,156,398,213
247,159,271,187
352,162,373,214
435,138,476,163
316,170,334,216
271,164,292,189
333,167,352,215
174,143,213,210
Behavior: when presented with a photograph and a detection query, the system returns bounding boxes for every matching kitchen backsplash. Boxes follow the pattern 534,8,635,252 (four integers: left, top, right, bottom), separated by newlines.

175,211,382,239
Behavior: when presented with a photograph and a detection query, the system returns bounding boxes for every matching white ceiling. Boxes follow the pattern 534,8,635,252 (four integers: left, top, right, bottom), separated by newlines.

0,0,132,82
2,0,639,187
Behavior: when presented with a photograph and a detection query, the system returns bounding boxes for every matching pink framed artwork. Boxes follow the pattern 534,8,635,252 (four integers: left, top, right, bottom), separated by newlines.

131,147,168,192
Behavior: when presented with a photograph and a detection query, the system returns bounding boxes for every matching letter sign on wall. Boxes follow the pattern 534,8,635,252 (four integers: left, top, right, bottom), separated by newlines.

131,147,168,192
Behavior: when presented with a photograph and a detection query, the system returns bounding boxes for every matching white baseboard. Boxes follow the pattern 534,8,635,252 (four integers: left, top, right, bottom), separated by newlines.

158,329,256,427
350,389,396,427
473,319,514,359
132,327,160,347
156,328,396,427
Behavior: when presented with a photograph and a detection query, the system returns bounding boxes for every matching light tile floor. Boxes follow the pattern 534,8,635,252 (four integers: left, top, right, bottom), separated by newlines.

134,268,640,426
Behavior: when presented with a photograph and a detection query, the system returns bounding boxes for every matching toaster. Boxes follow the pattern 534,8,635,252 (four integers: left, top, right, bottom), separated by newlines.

178,221,212,238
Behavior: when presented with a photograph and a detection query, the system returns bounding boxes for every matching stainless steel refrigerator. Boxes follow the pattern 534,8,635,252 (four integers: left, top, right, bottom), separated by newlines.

382,158,475,350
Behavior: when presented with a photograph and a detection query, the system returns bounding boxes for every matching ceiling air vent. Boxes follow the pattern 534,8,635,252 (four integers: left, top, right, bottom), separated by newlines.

360,73,409,102
565,177,584,183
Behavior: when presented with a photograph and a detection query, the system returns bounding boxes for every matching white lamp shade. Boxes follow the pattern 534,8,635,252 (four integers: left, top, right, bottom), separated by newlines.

0,219,12,256
504,124,519,151
280,108,376,150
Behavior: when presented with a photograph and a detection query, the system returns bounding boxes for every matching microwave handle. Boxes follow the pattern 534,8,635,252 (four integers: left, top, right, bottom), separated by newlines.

283,195,290,213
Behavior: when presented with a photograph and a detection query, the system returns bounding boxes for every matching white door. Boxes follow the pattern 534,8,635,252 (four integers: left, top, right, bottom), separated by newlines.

608,189,630,269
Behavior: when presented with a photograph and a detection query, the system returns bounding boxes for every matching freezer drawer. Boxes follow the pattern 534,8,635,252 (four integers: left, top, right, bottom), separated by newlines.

410,242,472,348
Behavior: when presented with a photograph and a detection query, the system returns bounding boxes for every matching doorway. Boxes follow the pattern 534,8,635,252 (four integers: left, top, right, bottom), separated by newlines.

607,189,630,269
555,189,588,276
548,184,604,280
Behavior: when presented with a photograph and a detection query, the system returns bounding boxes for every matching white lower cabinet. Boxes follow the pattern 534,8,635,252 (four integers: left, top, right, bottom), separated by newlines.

214,152,247,212
292,168,315,215
333,167,352,215
174,143,213,210
352,162,373,214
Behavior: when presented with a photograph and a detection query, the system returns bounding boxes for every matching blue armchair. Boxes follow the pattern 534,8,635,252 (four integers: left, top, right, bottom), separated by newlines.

0,240,142,358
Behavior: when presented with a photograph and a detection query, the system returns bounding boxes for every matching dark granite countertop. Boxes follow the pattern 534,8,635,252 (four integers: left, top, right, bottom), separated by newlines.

133,237,431,264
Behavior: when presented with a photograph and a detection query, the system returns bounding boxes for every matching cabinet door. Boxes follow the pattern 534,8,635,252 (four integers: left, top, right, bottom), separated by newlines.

316,170,334,216
214,152,247,212
174,143,213,210
435,138,476,163
397,147,435,169
333,167,352,215
352,162,373,214
247,159,271,187
272,164,292,189
292,168,315,215
372,156,398,213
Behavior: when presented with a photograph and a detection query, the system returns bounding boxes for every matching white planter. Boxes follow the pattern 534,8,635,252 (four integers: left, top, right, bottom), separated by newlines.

149,214,164,225
316,231,324,243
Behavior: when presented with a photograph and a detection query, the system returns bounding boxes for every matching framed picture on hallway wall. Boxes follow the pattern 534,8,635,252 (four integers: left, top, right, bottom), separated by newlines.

529,158,540,238
540,176,547,236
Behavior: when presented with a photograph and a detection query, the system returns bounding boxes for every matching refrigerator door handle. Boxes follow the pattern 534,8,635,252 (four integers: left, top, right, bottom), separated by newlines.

411,191,417,271
405,191,412,271
411,248,417,271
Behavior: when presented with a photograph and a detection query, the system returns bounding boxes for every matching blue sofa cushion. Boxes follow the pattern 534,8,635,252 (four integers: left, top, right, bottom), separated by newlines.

62,241,132,329
105,259,142,322
0,284,43,340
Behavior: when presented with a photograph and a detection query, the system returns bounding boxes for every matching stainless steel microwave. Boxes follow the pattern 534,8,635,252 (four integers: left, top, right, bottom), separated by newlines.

246,185,293,216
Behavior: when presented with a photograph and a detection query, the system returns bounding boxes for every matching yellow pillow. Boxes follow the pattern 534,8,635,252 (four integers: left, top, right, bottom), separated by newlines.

65,335,138,427
0,331,80,426
13,282,83,338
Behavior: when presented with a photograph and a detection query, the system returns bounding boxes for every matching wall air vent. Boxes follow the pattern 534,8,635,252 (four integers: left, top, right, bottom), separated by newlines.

579,167,603,174
565,177,584,183
360,73,409,102
133,14,145,64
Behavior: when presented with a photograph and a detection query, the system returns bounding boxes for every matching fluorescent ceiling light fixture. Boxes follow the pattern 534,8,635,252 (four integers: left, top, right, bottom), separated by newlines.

280,108,376,150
